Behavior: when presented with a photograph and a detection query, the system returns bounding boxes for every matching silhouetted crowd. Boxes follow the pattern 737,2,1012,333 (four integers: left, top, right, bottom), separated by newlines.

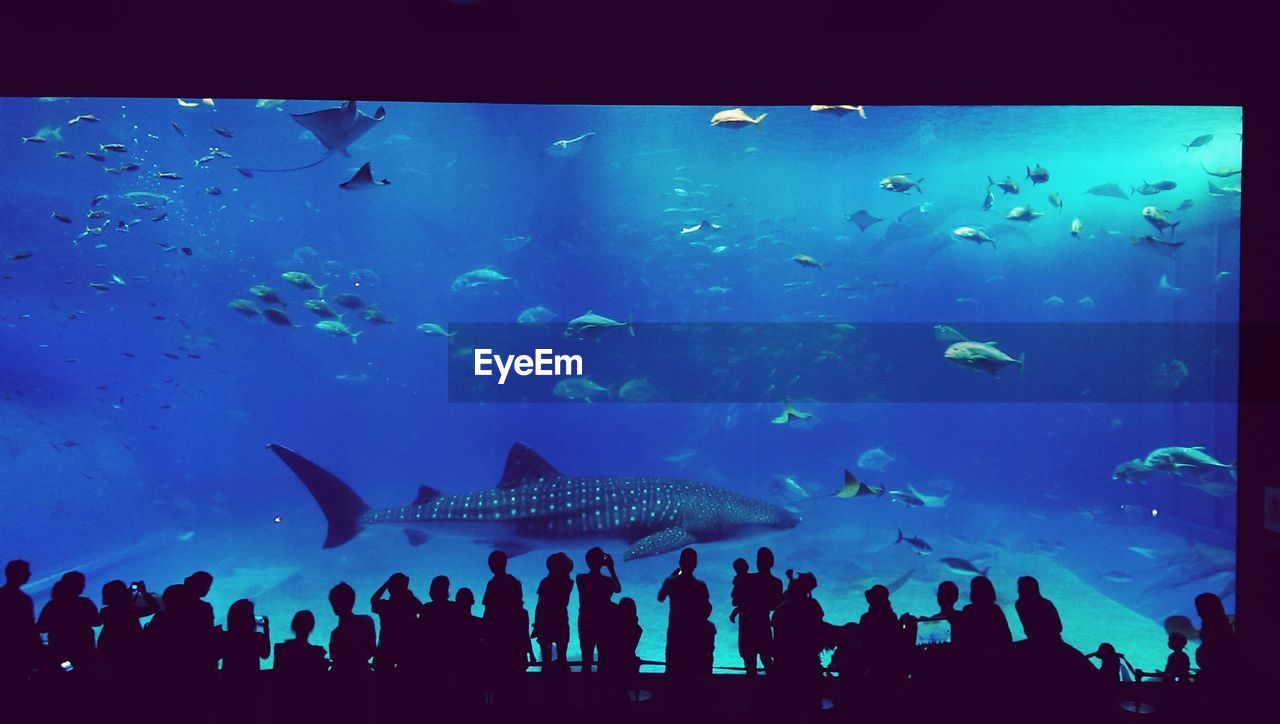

0,546,1242,722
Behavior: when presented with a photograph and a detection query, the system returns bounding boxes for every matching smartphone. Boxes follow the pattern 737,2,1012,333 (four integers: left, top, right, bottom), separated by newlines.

255,615,266,627
60,661,74,672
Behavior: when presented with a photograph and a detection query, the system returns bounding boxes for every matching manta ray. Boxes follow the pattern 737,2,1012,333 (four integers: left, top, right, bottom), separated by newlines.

236,100,386,177
339,162,390,190
268,442,801,560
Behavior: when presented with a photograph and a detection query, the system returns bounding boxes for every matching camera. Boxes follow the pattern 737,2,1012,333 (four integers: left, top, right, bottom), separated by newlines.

255,615,266,627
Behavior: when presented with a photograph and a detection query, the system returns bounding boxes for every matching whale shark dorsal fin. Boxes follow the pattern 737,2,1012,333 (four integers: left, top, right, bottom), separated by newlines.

412,485,442,506
498,443,564,488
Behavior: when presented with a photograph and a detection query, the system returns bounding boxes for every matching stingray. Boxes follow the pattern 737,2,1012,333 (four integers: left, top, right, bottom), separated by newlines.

235,100,386,177
338,162,390,190
845,209,884,231
1085,182,1129,200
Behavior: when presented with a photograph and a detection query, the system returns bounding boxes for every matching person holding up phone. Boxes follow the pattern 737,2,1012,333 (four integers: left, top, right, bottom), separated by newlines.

220,599,270,674
97,579,160,675
575,547,621,674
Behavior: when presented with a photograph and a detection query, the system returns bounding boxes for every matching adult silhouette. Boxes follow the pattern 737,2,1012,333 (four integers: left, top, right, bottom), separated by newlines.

1194,591,1238,712
97,579,159,675
575,547,621,674
482,550,529,709
370,572,421,672
273,610,327,674
657,548,714,681
958,576,1012,654
36,571,99,672
452,587,484,711
532,552,574,670
183,571,218,674
327,582,375,675
220,599,270,672
770,571,826,712
1014,576,1063,643
417,575,456,679
738,547,783,676
0,560,39,684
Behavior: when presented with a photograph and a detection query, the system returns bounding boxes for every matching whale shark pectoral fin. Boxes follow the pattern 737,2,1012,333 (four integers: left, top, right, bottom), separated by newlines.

404,530,430,547
623,526,697,561
498,443,565,488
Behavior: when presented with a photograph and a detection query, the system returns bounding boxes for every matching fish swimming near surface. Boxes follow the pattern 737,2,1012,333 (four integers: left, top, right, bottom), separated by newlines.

710,108,768,127
235,100,386,176
267,442,801,560
809,105,866,118
545,132,596,158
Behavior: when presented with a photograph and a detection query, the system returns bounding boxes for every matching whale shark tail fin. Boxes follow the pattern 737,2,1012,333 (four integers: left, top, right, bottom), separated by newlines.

267,444,370,548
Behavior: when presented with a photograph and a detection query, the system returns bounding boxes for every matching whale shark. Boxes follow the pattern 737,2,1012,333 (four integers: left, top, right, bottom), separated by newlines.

236,100,386,177
268,442,801,560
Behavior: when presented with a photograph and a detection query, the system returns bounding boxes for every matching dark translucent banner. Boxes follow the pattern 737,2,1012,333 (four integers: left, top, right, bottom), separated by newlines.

445,323,1239,403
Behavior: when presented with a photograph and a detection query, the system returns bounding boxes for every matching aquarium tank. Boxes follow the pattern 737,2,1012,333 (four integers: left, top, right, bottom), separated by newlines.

0,100,1239,671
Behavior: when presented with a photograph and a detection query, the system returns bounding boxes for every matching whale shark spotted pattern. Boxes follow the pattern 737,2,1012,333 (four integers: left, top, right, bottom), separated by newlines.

268,442,801,560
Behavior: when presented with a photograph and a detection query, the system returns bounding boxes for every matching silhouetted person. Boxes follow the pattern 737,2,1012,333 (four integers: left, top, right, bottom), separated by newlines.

1086,642,1122,683
416,574,455,679
370,572,421,672
1015,576,1063,643
657,547,714,681
452,587,483,710
958,575,1012,654
771,571,826,712
738,547,782,677
272,610,327,723
273,610,327,674
1194,591,1237,711
924,580,960,624
576,546,621,673
0,559,39,684
532,552,574,670
1164,633,1190,684
328,582,375,674
182,571,218,674
221,599,269,672
729,557,749,623
97,579,159,674
482,550,528,708
36,571,99,672
600,597,642,704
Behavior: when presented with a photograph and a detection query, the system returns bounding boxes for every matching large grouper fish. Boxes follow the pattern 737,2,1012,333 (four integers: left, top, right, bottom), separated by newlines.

268,443,801,560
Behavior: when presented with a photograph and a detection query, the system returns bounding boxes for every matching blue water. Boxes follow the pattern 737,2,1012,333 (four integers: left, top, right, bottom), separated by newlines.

0,100,1240,671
